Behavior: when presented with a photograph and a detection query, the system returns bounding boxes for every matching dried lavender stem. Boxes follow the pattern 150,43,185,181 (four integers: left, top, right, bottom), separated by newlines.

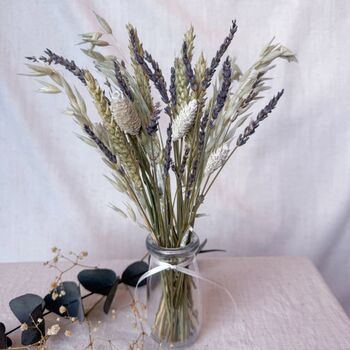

237,89,284,146
83,125,117,164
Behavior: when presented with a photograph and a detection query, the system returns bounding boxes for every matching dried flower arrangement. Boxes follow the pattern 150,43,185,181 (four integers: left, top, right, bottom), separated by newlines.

22,12,296,347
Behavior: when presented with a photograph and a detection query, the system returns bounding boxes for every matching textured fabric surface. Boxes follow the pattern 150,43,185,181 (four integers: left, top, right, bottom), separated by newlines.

0,257,350,349
1,0,350,317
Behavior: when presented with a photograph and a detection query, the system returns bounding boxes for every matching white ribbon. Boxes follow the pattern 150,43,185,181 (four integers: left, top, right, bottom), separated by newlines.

135,257,236,308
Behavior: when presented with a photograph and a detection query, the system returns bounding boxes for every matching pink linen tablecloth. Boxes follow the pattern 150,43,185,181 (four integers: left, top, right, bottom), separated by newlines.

0,257,349,349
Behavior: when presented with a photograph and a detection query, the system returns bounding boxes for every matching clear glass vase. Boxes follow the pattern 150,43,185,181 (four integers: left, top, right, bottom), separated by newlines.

145,233,202,348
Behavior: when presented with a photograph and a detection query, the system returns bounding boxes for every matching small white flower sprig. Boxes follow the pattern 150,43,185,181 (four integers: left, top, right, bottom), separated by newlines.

23,12,296,249
1,248,148,350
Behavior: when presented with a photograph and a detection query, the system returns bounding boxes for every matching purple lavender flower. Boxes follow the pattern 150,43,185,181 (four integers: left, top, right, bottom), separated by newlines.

169,67,177,107
146,103,161,135
113,61,133,101
237,89,284,146
202,20,237,89
26,49,86,85
182,42,197,92
209,57,231,128
83,125,117,164
164,122,173,176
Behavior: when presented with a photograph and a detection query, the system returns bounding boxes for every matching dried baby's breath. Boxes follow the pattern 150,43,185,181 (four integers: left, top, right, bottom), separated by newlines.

59,305,67,314
20,323,28,331
47,324,60,336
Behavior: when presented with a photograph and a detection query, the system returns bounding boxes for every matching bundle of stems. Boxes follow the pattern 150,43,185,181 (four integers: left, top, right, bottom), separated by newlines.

23,13,296,346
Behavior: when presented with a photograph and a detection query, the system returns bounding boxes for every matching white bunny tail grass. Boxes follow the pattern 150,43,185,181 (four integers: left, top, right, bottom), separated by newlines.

172,99,197,141
205,146,230,176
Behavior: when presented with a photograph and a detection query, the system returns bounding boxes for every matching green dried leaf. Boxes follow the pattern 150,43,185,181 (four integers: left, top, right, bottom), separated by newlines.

25,63,54,75
105,175,126,193
77,38,108,46
19,72,47,77
79,32,103,40
124,203,136,222
90,40,110,47
61,78,78,108
109,204,127,219
74,87,87,115
195,213,208,218
75,133,96,148
80,49,105,62
93,12,113,34
35,80,61,94
137,223,149,231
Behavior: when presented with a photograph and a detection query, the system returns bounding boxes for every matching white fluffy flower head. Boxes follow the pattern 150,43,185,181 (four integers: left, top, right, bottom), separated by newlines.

205,146,230,176
172,100,197,141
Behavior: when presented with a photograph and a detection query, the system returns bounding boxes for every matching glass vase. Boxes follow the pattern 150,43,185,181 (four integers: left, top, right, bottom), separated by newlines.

145,233,202,348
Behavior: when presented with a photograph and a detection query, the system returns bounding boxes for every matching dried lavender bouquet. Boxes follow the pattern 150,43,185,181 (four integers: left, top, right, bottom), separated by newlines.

24,13,296,347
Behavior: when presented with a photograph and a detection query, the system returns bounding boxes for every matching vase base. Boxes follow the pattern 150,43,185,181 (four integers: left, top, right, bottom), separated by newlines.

150,330,200,349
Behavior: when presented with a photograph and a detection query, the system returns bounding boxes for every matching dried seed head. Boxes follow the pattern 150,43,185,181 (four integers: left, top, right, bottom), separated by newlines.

20,323,28,331
172,99,197,141
47,324,60,336
59,305,67,314
205,146,230,175
111,89,141,135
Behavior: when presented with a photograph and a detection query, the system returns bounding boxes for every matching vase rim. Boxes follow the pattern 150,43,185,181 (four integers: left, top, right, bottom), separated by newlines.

146,232,200,259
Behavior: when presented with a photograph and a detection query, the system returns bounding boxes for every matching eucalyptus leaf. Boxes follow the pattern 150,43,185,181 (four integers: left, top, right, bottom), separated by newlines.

0,323,12,349
103,282,119,314
9,294,44,323
21,304,45,346
44,282,84,322
121,261,149,287
78,269,120,314
9,294,45,346
78,269,118,296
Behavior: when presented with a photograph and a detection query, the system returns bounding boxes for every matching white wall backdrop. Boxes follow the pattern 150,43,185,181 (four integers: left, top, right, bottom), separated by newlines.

1,0,350,314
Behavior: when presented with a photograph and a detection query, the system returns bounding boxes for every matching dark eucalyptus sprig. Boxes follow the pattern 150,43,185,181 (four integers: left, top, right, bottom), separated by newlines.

26,49,86,85
209,57,232,128
83,125,117,164
113,61,134,101
202,20,237,89
1,247,150,349
237,89,284,146
182,42,197,92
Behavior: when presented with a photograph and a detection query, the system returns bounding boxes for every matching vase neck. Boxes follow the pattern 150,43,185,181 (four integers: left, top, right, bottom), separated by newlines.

146,232,199,262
